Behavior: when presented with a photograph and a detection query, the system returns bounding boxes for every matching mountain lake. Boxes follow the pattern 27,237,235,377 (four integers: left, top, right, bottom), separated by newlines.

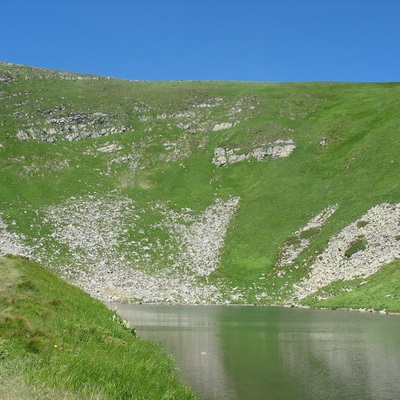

107,304,400,400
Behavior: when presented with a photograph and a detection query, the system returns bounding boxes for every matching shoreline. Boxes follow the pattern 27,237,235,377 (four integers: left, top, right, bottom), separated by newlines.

106,300,400,316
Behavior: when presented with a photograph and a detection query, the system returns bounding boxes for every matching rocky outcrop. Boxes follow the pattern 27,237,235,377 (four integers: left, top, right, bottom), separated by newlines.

97,143,124,153
0,75,14,84
17,112,130,142
266,139,296,158
213,148,228,167
212,122,234,131
212,139,296,166
135,98,251,135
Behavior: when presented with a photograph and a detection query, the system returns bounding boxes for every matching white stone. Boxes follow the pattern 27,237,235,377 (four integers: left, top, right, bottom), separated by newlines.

212,122,233,131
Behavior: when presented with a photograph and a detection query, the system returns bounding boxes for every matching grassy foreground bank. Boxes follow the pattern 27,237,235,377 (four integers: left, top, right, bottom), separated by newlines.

0,255,197,400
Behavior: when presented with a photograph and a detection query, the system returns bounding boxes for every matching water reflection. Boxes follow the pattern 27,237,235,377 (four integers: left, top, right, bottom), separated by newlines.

109,304,400,400
111,305,237,399
278,314,400,400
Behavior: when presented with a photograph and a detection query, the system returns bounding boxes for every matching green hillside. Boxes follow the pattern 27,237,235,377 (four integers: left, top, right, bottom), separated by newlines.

0,255,197,399
1,61,400,310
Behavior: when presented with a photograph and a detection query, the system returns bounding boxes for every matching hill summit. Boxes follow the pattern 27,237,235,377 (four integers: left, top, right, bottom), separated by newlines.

1,61,400,310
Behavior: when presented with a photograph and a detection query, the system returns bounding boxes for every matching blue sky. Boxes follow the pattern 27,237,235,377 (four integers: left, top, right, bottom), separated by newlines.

1,0,399,82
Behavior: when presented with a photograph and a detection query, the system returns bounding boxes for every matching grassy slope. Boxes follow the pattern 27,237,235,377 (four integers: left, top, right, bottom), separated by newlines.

1,62,400,309
0,255,197,400
301,259,400,312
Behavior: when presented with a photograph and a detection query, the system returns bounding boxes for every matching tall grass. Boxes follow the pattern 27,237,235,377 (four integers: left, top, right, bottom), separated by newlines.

0,255,197,399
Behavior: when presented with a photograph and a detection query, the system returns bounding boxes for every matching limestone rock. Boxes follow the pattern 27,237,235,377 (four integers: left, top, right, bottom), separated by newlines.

267,139,296,158
0,75,14,83
97,143,124,153
228,153,248,163
319,137,327,146
251,148,267,161
16,131,30,141
212,148,228,167
212,139,296,166
212,122,233,131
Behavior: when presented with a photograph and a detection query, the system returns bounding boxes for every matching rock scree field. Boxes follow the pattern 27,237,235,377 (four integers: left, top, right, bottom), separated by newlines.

1,61,400,311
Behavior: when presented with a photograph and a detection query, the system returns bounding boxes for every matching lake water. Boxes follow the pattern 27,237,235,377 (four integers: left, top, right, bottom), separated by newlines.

109,304,400,400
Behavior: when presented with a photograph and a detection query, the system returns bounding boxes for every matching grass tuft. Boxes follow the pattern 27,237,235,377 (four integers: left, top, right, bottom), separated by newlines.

299,227,320,240
344,236,368,258
24,337,46,353
0,315,33,338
